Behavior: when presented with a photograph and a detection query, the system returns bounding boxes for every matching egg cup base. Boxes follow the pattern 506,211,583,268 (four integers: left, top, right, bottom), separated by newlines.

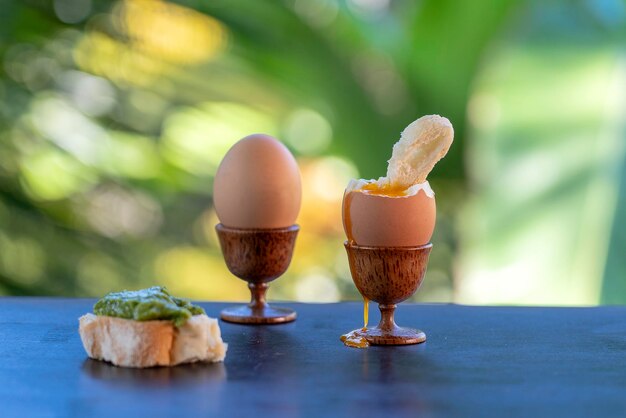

362,325,426,345
220,305,297,325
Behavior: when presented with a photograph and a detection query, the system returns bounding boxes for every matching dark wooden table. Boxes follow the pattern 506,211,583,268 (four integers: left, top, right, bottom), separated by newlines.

2,298,626,417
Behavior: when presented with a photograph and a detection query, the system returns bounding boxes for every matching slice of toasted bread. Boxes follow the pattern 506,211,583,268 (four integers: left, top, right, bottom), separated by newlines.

79,313,227,368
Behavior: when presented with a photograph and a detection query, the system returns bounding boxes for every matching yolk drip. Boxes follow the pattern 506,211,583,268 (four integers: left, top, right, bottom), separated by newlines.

341,296,370,349
343,191,355,244
363,297,369,330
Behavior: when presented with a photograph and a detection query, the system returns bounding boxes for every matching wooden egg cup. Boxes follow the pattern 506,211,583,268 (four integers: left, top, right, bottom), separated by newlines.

216,224,299,324
344,242,432,345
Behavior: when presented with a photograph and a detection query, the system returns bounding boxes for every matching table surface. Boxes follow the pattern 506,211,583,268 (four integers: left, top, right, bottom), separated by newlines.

2,298,626,418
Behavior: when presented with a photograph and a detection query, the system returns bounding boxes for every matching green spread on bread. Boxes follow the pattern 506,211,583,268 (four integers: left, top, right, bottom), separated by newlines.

93,286,205,327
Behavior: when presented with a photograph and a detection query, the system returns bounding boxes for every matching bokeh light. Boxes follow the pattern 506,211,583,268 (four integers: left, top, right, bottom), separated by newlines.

1,0,625,307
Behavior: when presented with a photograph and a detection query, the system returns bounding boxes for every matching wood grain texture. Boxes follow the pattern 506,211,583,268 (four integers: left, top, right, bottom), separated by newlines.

345,242,432,345
216,224,298,324
345,243,432,305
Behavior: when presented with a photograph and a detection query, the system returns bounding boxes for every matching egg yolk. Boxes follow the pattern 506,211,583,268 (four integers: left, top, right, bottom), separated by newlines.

360,182,407,197
340,330,369,348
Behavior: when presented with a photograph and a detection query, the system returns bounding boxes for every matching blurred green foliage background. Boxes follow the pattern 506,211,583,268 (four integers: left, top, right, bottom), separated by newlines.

0,0,625,305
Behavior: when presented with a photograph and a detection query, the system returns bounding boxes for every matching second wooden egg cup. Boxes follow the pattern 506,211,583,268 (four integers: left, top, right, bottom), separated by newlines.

344,242,432,345
216,224,299,324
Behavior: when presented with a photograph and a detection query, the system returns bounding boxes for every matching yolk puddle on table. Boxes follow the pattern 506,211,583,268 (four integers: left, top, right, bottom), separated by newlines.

341,296,370,349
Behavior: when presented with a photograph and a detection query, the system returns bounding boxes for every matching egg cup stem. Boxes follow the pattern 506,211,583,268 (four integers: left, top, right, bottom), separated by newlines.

378,303,397,331
248,283,269,311
216,224,298,325
360,302,426,345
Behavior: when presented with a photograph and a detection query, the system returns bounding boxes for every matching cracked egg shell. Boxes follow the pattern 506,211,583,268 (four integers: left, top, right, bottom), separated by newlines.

213,134,301,229
342,188,435,247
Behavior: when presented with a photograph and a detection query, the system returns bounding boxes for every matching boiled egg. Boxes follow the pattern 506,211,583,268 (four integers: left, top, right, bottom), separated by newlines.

213,134,301,229
342,115,453,247
343,181,436,247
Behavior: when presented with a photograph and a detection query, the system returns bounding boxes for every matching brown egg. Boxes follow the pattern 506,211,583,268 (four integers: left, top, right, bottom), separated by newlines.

342,187,436,247
213,134,301,229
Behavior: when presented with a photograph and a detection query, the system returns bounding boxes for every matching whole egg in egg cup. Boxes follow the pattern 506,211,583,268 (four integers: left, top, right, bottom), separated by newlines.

216,224,299,324
213,134,302,324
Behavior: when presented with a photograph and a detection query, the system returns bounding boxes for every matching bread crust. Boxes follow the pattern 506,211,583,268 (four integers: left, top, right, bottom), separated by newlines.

79,313,227,368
